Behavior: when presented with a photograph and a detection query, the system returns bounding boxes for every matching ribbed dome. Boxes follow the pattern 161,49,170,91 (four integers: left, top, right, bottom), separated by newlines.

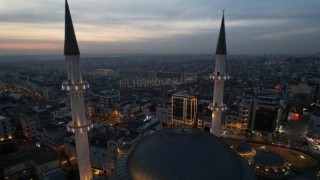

234,141,253,154
125,128,255,180
253,150,285,167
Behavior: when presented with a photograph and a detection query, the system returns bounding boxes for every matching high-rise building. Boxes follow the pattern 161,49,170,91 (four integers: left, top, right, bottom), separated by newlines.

287,82,318,116
61,1,93,179
308,110,320,138
97,89,121,109
209,11,229,136
20,110,39,140
287,82,318,106
0,116,12,142
222,97,254,134
89,133,115,176
171,92,197,127
239,97,254,133
36,123,67,150
223,112,239,132
251,96,280,134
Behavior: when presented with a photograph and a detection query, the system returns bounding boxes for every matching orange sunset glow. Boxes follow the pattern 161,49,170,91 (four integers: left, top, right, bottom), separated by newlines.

0,43,60,50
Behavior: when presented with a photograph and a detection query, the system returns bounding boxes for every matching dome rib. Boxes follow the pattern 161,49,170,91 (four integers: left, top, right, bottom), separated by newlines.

125,128,255,180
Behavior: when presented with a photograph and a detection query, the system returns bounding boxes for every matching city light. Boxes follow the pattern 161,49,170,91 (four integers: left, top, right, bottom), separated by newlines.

0,1,318,180
210,75,230,80
208,104,227,111
144,115,151,122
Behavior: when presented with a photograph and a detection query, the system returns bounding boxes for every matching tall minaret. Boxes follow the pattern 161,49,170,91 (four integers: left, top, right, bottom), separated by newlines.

209,11,229,136
62,1,93,179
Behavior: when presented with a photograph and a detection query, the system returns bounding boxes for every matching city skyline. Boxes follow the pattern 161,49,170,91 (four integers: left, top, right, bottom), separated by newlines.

0,1,320,179
1,0,320,55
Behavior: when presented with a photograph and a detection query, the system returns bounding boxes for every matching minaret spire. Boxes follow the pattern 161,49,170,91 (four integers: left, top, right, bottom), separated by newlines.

208,11,229,136
215,10,227,55
62,1,92,179
64,0,80,55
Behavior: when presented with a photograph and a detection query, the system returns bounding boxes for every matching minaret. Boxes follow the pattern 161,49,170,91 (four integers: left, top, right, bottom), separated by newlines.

62,1,93,179
208,11,229,136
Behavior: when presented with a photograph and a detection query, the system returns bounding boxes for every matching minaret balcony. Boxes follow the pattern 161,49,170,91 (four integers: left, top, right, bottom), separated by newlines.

62,81,89,91
67,120,93,133
208,103,227,111
210,74,230,80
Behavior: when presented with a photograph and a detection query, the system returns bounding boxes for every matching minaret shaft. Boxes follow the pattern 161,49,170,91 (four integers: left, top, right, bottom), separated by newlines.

74,132,92,180
213,78,225,106
66,57,92,179
66,56,82,83
209,12,227,136
211,111,222,136
63,1,92,179
211,55,226,136
70,91,86,126
214,55,226,74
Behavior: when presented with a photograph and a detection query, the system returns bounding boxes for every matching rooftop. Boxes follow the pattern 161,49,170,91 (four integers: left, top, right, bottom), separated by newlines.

41,124,66,132
90,133,115,148
119,134,139,143
3,150,58,167
173,91,195,98
0,115,7,120
312,110,320,117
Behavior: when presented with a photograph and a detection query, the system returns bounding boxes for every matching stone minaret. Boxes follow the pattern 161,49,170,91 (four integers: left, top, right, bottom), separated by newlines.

62,1,93,179
209,11,229,136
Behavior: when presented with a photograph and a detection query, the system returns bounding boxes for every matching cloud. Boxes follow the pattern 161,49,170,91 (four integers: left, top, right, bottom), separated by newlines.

0,0,320,54
0,43,59,50
254,27,320,40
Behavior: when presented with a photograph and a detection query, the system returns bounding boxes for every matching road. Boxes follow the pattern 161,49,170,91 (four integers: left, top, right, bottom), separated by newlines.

283,114,309,147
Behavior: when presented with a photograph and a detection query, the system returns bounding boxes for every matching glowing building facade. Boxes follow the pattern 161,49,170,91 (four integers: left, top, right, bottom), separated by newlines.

171,92,197,127
209,12,229,136
62,1,93,179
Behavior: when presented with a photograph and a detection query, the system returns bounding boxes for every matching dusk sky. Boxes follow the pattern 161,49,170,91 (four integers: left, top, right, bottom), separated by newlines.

0,0,319,55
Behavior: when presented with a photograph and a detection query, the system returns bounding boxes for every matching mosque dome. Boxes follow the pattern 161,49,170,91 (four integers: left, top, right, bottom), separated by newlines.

114,128,255,180
234,141,256,158
253,150,285,167
252,150,290,178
